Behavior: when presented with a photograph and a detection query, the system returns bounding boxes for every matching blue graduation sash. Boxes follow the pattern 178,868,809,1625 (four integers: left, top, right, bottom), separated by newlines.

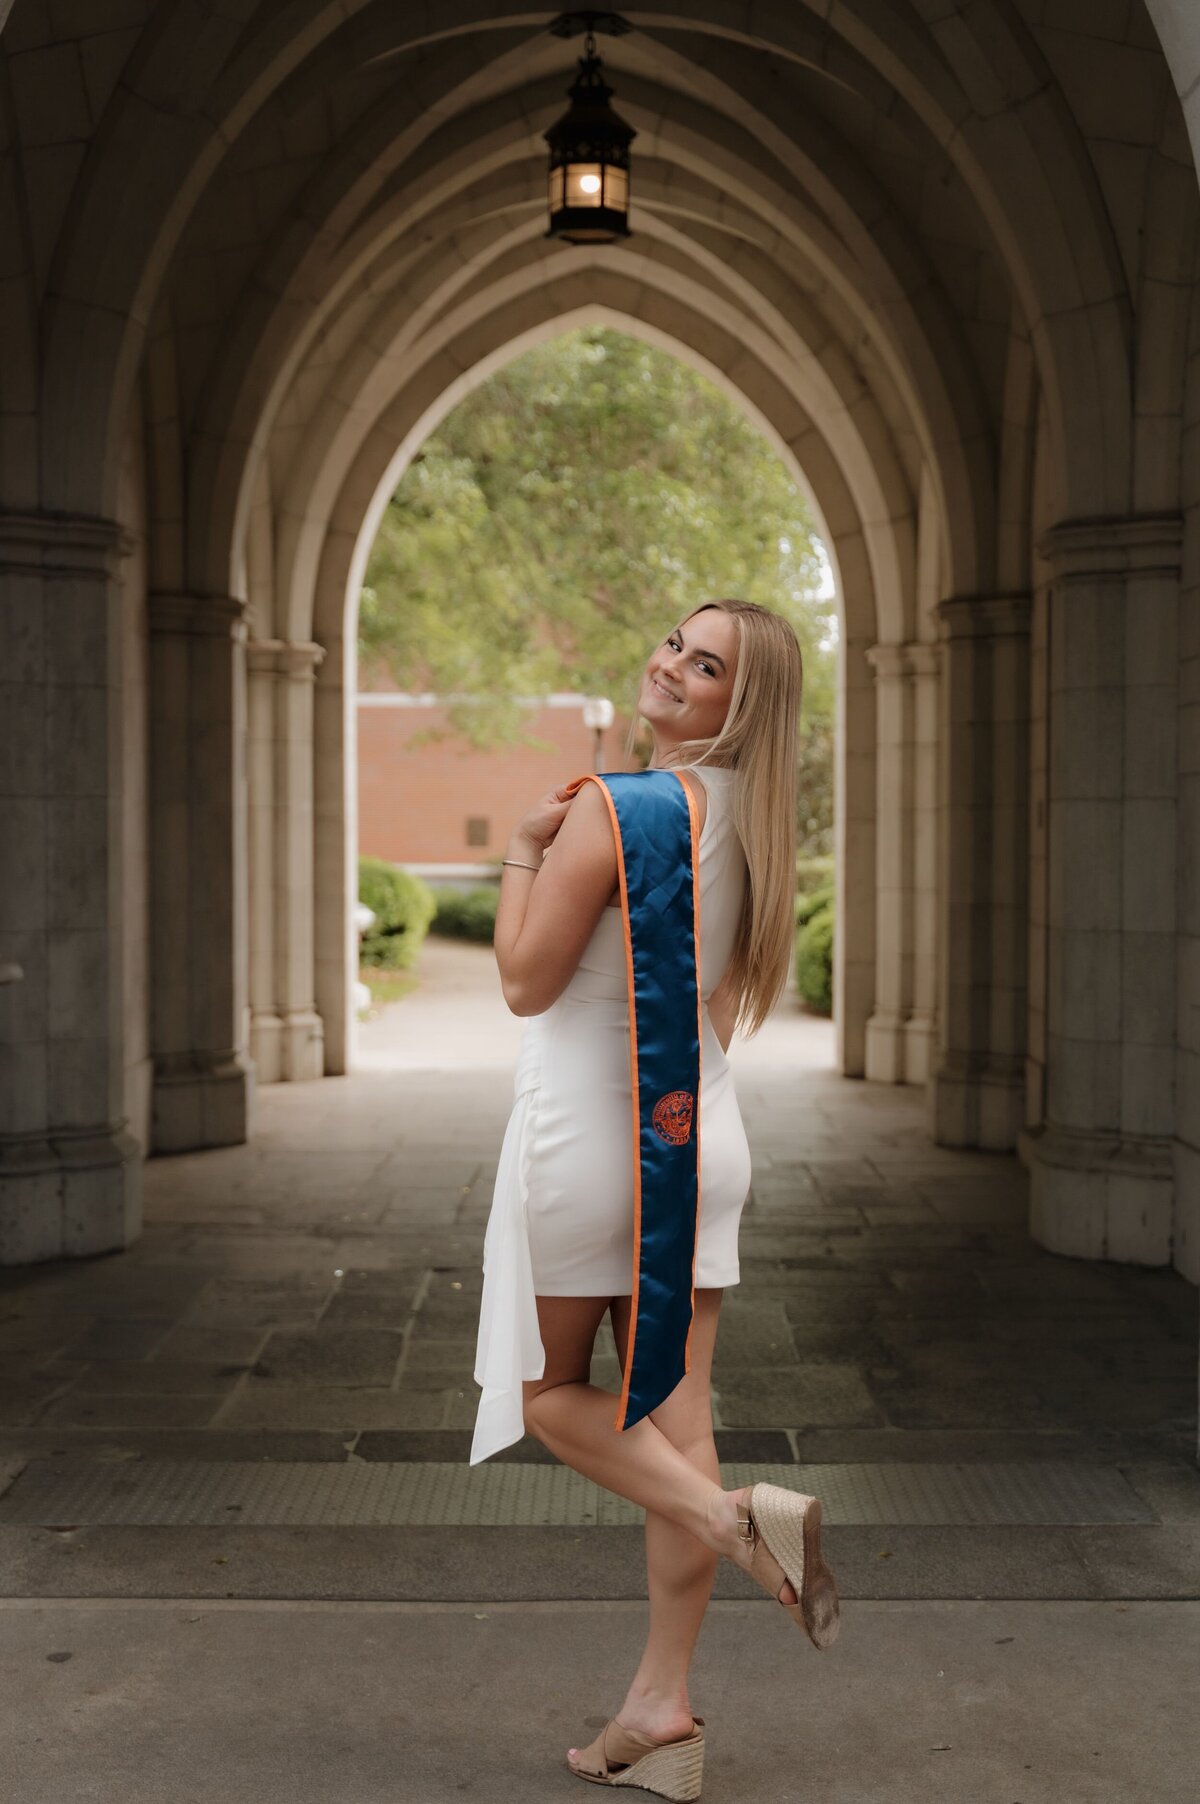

562,768,703,1431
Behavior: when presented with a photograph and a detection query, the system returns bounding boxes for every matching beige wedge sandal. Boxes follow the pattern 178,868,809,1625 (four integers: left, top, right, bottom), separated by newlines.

567,1715,706,1800
735,1480,841,1648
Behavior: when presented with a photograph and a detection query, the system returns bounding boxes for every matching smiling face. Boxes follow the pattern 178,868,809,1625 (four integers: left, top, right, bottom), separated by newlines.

637,606,740,759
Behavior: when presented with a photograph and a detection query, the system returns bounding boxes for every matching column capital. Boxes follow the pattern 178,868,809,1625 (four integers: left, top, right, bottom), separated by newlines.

0,510,135,578
935,593,1032,640
1036,514,1183,580
245,637,327,680
864,639,939,678
148,592,249,640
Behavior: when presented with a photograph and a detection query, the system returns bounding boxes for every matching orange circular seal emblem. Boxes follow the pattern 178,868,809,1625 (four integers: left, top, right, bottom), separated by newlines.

652,1090,694,1146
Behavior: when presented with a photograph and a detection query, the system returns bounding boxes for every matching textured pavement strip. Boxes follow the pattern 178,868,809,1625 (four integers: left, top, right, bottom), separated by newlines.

0,1458,1156,1526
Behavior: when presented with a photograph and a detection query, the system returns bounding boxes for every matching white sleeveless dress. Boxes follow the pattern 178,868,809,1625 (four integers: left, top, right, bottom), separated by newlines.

470,762,753,1463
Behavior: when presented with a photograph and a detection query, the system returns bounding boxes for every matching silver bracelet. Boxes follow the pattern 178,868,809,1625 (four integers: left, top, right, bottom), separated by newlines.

501,858,541,873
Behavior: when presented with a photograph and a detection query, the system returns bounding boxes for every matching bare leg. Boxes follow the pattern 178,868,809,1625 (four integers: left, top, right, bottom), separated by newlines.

522,1296,732,1547
522,1292,796,1767
608,1289,724,1745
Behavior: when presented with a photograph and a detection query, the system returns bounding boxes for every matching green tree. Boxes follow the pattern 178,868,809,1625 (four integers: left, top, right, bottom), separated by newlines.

359,325,837,850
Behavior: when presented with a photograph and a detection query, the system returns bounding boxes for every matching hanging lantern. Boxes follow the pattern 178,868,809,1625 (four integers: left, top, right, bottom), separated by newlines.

545,13,636,244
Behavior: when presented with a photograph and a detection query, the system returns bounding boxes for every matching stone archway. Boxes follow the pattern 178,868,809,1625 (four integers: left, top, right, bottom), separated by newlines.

0,0,1197,1300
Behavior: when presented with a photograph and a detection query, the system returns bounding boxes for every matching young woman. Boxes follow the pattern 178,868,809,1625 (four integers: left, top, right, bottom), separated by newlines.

471,599,838,1799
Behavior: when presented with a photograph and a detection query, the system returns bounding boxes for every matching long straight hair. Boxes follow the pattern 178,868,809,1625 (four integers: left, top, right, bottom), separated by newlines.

625,600,803,1037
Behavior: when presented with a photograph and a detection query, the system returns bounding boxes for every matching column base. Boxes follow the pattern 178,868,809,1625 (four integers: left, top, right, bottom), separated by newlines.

929,1053,1024,1150
903,1010,936,1084
1172,1141,1200,1284
250,1011,283,1084
865,1010,907,1083
281,1008,325,1082
152,1052,256,1153
1020,1123,1173,1267
0,1124,143,1264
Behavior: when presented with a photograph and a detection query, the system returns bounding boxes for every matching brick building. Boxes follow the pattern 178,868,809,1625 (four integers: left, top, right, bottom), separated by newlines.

357,688,632,879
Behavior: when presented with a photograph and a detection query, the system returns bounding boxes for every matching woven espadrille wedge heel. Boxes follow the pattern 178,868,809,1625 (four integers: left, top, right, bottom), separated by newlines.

735,1481,840,1648
567,1716,705,1799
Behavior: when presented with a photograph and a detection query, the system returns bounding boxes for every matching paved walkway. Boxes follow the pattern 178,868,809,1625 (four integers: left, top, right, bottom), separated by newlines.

2,1596,1197,1803
1,937,1195,1481
1,938,1197,1798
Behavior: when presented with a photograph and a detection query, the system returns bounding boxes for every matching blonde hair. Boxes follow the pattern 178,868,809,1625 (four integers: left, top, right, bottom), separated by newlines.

624,599,803,1037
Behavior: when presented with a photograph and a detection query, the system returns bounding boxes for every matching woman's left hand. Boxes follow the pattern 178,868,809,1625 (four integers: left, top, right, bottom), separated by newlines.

509,784,576,859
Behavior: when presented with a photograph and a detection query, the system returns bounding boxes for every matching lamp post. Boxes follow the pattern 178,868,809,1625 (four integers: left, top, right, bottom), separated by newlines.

582,695,615,770
545,11,636,245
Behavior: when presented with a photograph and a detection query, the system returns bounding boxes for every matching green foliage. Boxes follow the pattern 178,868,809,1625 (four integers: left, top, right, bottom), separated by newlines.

795,881,834,929
794,894,834,1014
430,885,499,943
358,857,437,969
358,325,837,853
796,855,835,899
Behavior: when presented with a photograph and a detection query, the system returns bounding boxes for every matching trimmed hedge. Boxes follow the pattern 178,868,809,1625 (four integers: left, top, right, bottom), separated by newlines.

794,888,834,1015
358,857,438,970
795,881,834,929
430,884,499,943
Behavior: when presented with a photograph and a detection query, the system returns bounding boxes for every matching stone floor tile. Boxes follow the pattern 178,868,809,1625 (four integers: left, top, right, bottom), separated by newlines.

217,1385,449,1431
0,1382,82,1427
59,1320,176,1361
1071,1525,1200,1598
0,1428,356,1462
178,1280,333,1331
151,1326,271,1364
35,1392,227,1429
64,1360,250,1395
321,1290,420,1327
250,1328,404,1387
712,1363,883,1429
1121,1463,1200,1521
873,1379,1067,1432
0,1316,96,1357
710,1297,799,1365
402,1337,478,1371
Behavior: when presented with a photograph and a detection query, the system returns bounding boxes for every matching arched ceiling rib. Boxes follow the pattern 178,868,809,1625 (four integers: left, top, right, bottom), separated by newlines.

36,0,1137,534
173,50,1000,606
306,291,888,659
268,244,916,648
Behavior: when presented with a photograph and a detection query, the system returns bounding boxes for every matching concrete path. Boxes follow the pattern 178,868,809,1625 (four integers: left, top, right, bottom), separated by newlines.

1,1597,1196,1803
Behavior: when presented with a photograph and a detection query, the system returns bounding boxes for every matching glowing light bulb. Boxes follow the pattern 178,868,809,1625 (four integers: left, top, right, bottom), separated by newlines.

579,173,602,194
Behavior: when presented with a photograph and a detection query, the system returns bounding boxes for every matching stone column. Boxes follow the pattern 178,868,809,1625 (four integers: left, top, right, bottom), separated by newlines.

0,511,142,1262
1020,517,1181,1265
864,640,939,1083
836,625,878,1077
314,632,355,1076
930,593,1032,1150
246,636,326,1083
246,639,282,1082
148,592,255,1150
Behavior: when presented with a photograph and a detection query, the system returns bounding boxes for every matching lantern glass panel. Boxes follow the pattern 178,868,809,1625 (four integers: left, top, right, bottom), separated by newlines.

565,162,605,209
604,165,628,210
